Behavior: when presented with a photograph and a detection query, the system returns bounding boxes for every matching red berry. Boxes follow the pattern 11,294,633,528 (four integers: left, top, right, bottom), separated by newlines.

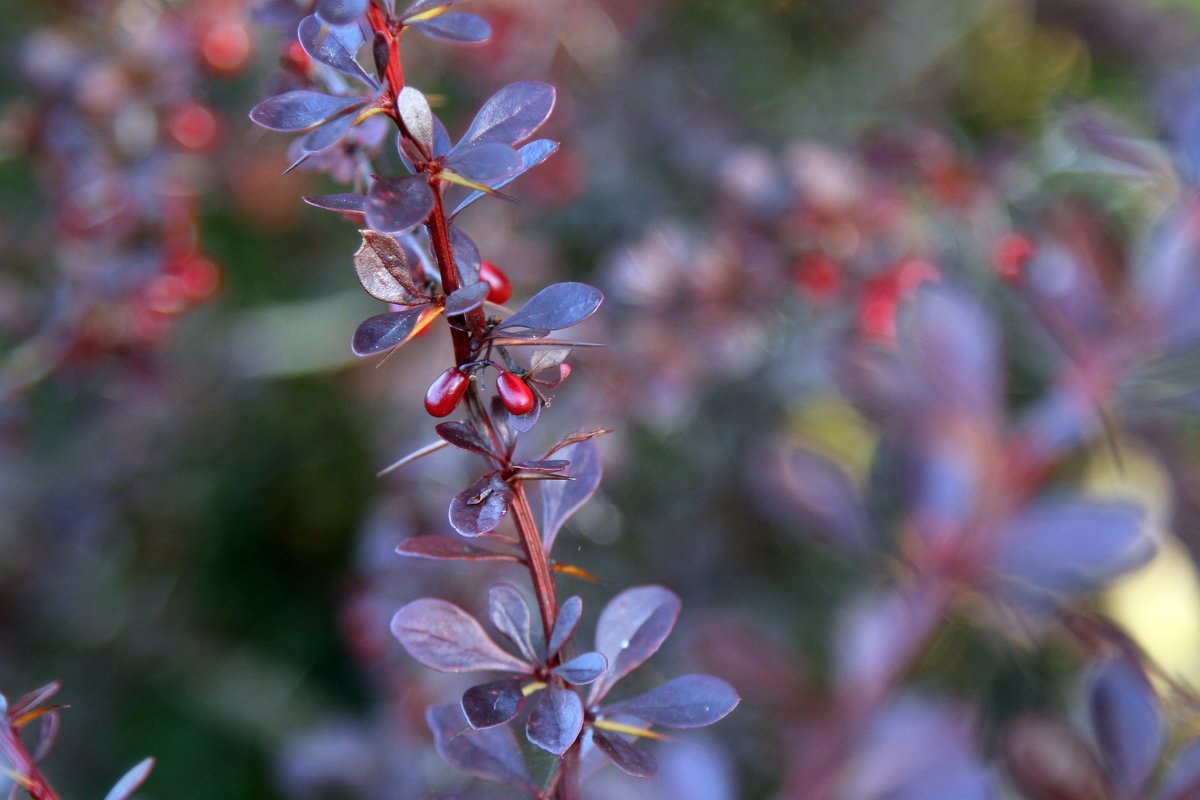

992,233,1035,286
172,255,221,301
198,18,253,75
165,102,219,152
496,370,535,415
425,367,470,417
793,253,840,302
479,260,512,305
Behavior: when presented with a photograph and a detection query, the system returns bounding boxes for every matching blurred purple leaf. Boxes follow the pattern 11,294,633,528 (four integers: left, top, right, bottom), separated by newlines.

1001,716,1109,800
445,142,522,184
250,90,362,131
995,499,1152,603
593,730,657,778
590,586,681,703
449,226,481,285
102,758,154,800
498,282,603,336
526,685,584,756
513,460,569,474
392,598,529,674
541,441,602,553
444,282,490,316
351,305,436,356
315,0,367,25
603,675,739,728
31,710,59,763
302,193,366,214
450,473,513,537
460,82,556,149
435,421,492,457
408,13,491,43
10,682,60,718
365,176,434,234
397,535,521,563
1138,195,1200,353
427,704,537,793
1088,656,1164,798
462,678,527,730
452,139,559,216
1159,738,1200,800
547,595,582,658
834,586,942,702
488,584,538,664
758,447,872,555
298,14,375,86
396,86,434,152
551,652,608,686
354,230,428,305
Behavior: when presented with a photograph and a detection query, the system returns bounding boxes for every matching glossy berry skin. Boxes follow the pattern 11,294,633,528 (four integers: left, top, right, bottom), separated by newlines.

479,260,513,305
496,370,535,415
425,367,470,417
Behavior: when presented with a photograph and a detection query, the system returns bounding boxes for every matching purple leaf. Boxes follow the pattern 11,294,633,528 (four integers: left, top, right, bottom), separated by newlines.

427,704,537,793
445,142,522,184
396,535,520,562
489,584,538,664
435,421,493,458
302,193,366,214
31,710,59,762
547,596,582,658
295,110,357,158
541,441,602,553
1088,656,1164,798
449,226,481,285
365,176,434,234
593,730,657,778
409,13,491,43
102,758,154,800
551,652,608,686
498,282,603,335
452,138,560,216
449,473,513,537
757,447,873,555
462,678,527,729
461,82,556,148
351,305,437,356
315,0,367,25
401,0,464,18
1138,195,1200,354
354,230,429,305
513,460,569,474
249,90,362,131
834,587,941,701
603,675,739,728
526,685,584,756
396,86,434,153
508,400,541,434
298,14,375,85
995,499,1152,602
10,682,60,718
1159,738,1200,800
444,281,490,316
391,598,531,673
590,586,681,704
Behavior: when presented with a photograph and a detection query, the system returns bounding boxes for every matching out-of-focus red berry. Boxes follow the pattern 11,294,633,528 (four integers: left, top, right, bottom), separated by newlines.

496,370,534,415
993,233,1035,286
479,260,513,305
198,18,253,75
859,257,941,342
425,367,470,417
793,253,841,301
165,102,219,152
142,274,190,315
170,255,221,301
281,39,312,76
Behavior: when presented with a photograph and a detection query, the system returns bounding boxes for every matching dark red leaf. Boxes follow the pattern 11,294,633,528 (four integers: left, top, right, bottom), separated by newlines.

449,473,513,537
488,584,538,664
351,305,438,356
435,421,493,457
526,685,583,756
547,595,582,658
396,535,520,562
462,678,527,730
249,90,361,132
541,441,602,553
590,586,681,703
354,230,429,305
593,730,657,778
427,704,537,793
497,282,603,335
391,598,530,673
551,652,607,686
365,176,434,234
602,674,739,728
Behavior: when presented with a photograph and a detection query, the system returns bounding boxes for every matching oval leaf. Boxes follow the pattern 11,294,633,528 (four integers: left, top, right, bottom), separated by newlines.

427,704,537,793
526,684,584,756
498,282,603,335
365,176,434,234
435,421,492,457
449,226,481,285
547,595,582,658
316,0,368,25
450,473,513,536
298,14,374,85
452,138,560,216
462,678,526,729
445,141,522,184
103,758,154,800
489,584,538,664
249,90,361,132
391,598,530,673
541,441,602,553
593,730,657,778
351,305,439,356
445,281,490,316
552,652,608,686
1088,656,1164,798
409,12,491,43
461,82,556,148
603,674,739,728
590,585,681,703
354,230,428,304
396,535,520,562
303,193,366,214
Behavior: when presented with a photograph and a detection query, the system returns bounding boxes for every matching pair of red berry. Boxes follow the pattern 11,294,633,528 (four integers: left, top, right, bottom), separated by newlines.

424,366,534,418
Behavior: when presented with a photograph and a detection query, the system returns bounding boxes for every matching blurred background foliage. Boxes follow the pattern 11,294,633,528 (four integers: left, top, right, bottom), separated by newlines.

2,0,1200,798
